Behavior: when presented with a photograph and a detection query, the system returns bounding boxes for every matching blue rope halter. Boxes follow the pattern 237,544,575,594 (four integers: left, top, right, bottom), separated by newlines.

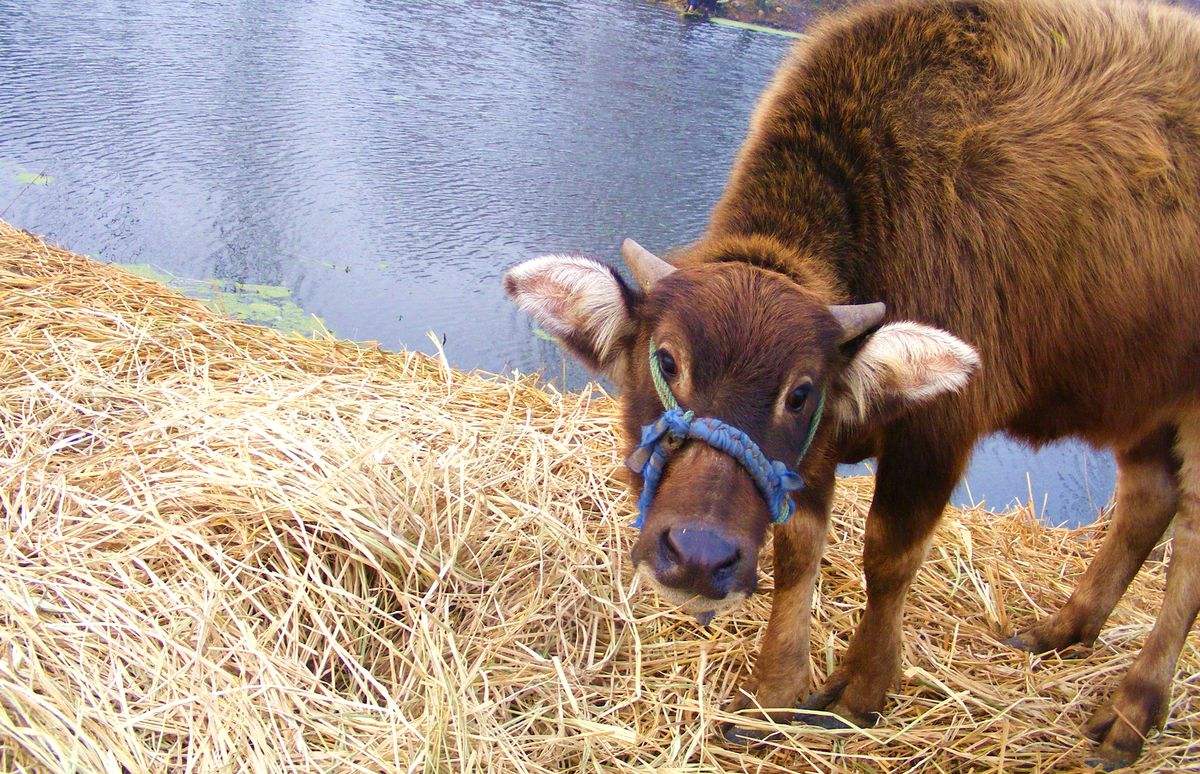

624,341,826,529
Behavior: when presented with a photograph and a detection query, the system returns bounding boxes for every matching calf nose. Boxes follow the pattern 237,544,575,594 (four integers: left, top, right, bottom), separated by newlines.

659,526,741,598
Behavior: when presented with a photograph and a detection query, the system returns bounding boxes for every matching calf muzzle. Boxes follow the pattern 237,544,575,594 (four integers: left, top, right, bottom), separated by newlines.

656,525,742,599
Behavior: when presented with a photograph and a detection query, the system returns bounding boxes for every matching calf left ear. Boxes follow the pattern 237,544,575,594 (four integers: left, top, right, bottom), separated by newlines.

838,322,980,420
503,255,637,377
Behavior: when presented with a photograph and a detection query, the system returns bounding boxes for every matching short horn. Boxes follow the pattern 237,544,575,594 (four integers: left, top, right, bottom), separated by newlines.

830,302,887,343
621,238,676,291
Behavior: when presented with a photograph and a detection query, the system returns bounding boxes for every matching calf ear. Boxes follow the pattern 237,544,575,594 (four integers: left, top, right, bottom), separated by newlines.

503,255,637,376
838,322,980,421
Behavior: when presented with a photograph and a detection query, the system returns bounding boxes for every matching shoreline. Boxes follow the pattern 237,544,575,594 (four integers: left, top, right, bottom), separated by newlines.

667,0,1200,35
665,0,850,33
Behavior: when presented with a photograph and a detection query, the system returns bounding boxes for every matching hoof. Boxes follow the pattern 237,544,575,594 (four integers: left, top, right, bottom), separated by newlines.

1005,633,1036,652
718,721,776,746
1082,684,1164,772
1083,754,1135,772
793,701,880,730
792,709,855,730
720,723,754,744
1006,616,1098,656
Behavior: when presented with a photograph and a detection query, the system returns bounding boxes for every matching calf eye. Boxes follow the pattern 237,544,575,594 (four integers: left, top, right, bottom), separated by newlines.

657,349,678,378
785,383,811,413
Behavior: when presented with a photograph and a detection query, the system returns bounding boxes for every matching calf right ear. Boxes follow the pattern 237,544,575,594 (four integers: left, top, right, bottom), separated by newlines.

503,255,638,377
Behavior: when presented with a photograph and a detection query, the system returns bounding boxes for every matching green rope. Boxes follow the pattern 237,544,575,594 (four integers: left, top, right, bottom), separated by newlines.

648,340,679,411
800,389,826,459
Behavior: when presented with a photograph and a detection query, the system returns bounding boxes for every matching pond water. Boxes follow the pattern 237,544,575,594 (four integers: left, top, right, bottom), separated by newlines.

0,0,1117,525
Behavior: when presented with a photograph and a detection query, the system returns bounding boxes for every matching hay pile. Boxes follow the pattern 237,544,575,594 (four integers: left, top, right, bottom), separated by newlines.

0,222,1196,772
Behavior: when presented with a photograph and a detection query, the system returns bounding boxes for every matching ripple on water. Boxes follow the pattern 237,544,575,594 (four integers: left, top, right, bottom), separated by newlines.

0,0,1116,521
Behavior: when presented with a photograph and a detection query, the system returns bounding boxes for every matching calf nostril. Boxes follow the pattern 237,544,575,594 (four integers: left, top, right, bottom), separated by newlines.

662,526,740,580
659,529,684,566
713,549,740,576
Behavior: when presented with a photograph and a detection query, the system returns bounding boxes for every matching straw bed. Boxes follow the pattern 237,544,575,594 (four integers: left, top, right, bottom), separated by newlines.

0,221,1196,771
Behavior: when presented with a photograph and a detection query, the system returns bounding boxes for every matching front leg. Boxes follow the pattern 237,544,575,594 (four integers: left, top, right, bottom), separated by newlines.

722,467,833,741
799,421,972,726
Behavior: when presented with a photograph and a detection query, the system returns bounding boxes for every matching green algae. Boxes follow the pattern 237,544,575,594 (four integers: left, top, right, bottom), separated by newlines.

15,171,53,185
119,263,326,337
236,282,291,299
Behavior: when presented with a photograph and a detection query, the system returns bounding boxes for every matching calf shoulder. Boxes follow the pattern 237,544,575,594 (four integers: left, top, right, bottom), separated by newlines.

709,0,1200,444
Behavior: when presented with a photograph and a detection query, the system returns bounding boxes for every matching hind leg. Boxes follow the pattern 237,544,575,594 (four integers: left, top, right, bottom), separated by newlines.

1011,425,1179,653
1084,413,1200,769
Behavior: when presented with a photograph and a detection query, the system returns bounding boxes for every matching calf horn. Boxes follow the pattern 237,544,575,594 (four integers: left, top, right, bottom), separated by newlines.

830,302,887,343
621,239,676,291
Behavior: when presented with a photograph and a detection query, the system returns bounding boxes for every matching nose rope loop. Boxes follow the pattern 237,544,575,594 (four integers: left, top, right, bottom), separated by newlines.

625,341,825,529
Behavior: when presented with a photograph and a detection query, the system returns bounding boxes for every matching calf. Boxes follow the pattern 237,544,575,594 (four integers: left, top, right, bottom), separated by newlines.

504,0,1200,767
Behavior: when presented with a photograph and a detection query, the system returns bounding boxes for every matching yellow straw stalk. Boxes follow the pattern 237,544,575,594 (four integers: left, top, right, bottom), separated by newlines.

0,221,1195,771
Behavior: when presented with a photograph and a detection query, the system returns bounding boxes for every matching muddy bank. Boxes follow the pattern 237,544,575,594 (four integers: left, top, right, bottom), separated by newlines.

666,0,847,32
670,0,1200,34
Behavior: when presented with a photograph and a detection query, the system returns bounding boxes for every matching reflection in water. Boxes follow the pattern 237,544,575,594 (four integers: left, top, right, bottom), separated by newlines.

0,0,1114,524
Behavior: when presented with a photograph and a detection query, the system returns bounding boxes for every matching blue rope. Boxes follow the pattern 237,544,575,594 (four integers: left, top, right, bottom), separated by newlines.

624,342,825,529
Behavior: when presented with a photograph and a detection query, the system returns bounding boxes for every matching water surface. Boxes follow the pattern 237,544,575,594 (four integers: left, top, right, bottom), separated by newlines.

0,0,1117,524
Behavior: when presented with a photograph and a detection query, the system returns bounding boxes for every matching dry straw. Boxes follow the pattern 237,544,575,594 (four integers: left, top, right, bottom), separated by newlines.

0,220,1195,772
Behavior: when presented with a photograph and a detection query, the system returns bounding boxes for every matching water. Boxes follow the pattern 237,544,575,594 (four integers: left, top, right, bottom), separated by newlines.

0,0,1117,525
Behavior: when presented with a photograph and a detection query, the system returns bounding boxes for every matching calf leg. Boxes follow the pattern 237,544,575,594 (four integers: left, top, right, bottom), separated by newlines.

1011,424,1179,653
722,466,834,741
1084,412,1200,770
799,421,971,725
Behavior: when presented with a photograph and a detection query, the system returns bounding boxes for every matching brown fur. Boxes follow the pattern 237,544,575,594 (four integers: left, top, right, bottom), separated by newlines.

505,0,1200,765
710,0,1200,448
681,0,1200,764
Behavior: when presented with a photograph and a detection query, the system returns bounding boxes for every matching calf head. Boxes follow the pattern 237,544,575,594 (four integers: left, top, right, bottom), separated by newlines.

503,239,979,621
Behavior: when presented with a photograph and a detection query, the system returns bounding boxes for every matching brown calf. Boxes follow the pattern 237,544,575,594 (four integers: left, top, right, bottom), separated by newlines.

504,0,1200,767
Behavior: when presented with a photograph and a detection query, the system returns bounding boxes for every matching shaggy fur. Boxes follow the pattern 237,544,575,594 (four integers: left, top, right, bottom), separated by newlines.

704,1,1200,766
709,0,1200,449
506,0,1200,766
